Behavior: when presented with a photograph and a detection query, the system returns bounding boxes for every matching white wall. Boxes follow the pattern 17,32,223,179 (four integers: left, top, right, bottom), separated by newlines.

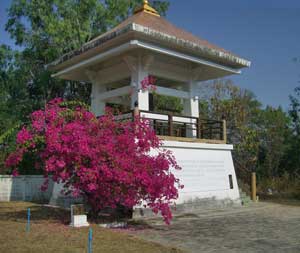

1,142,240,207
0,175,53,202
161,141,240,203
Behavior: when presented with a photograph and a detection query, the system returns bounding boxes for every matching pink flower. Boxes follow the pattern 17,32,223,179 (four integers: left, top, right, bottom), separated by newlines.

5,148,24,167
12,169,19,177
5,98,182,225
87,183,97,192
31,110,45,132
56,160,66,168
141,75,157,91
16,127,33,145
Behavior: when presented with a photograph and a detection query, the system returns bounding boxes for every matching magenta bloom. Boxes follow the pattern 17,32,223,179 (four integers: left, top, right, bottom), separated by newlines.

141,75,157,91
12,169,19,177
5,99,182,224
16,127,33,145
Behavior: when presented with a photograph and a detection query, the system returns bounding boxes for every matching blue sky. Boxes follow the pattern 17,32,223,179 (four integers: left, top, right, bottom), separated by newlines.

1,0,300,109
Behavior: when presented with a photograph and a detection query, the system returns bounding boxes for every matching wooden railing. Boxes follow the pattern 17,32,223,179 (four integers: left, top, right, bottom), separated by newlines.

143,111,226,143
115,110,227,143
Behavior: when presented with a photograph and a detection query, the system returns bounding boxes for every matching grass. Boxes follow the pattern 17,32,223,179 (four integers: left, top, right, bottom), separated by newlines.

0,201,182,253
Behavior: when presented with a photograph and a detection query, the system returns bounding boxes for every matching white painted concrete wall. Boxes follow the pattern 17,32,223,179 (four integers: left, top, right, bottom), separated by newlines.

1,141,240,208
161,141,240,203
0,175,53,202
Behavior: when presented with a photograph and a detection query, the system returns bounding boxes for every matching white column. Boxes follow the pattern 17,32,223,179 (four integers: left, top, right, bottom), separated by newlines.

86,70,107,117
183,81,199,118
131,72,149,111
91,82,106,116
124,55,149,111
183,97,199,118
183,81,199,138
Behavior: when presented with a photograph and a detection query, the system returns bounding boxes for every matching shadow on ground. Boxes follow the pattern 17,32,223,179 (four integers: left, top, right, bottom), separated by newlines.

0,202,69,224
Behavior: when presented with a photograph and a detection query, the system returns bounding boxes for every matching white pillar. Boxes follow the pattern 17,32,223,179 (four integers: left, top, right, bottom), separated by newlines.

183,81,199,118
126,55,149,111
183,96,199,118
91,82,106,116
183,81,199,138
86,70,107,117
131,74,149,111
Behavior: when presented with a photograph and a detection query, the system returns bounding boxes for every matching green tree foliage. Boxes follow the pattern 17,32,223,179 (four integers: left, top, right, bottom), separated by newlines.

153,94,183,114
3,0,169,113
0,45,30,130
198,80,261,180
3,0,168,110
289,87,300,135
198,79,297,185
257,106,291,179
0,0,169,173
6,0,169,55
0,45,34,173
285,87,300,177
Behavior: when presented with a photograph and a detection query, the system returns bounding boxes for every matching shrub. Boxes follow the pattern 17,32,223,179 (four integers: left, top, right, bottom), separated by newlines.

5,99,182,224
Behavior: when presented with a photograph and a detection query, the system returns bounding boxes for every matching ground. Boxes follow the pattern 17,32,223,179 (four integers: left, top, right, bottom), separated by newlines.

0,202,181,253
133,202,300,253
0,201,299,253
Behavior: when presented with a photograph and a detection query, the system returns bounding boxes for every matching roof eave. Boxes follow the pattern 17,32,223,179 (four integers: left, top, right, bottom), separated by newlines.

131,23,251,69
52,40,243,81
48,23,251,72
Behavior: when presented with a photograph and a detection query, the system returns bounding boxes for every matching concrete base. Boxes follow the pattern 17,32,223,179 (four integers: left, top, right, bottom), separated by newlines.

161,141,240,202
70,215,89,227
135,141,241,219
133,197,241,219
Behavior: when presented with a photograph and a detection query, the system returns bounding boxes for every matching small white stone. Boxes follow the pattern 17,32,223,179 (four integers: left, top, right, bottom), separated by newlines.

70,215,89,227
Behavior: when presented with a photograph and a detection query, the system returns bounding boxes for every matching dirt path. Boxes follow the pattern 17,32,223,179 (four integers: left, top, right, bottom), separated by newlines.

133,202,300,253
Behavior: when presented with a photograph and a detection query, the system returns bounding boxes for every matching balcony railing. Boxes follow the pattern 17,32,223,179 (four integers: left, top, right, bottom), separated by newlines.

115,110,227,144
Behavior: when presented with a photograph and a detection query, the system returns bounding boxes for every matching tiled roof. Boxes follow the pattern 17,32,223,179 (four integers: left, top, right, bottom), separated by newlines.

49,11,250,70
94,11,229,54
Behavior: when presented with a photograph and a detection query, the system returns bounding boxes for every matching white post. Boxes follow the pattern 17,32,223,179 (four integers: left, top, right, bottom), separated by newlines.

131,74,149,111
124,55,149,111
183,81,199,138
86,70,107,117
91,82,106,116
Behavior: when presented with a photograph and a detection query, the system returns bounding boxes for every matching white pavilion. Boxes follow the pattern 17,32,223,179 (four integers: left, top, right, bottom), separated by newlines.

49,1,251,212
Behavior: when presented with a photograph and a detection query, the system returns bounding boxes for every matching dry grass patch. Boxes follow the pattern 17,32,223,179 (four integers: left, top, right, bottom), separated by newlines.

0,202,183,253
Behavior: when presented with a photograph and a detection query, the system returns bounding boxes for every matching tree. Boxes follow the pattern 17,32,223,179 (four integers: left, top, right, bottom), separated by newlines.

257,106,291,178
2,0,169,124
6,0,169,54
0,0,170,170
0,45,31,131
152,94,183,114
198,79,261,181
289,87,300,135
0,45,35,173
286,87,300,177
198,79,298,186
5,99,182,224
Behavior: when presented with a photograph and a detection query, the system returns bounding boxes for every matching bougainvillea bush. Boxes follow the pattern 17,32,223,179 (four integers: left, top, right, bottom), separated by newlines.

5,99,182,224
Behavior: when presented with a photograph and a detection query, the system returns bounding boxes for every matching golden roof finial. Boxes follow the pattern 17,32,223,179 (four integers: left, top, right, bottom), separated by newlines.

134,0,160,17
